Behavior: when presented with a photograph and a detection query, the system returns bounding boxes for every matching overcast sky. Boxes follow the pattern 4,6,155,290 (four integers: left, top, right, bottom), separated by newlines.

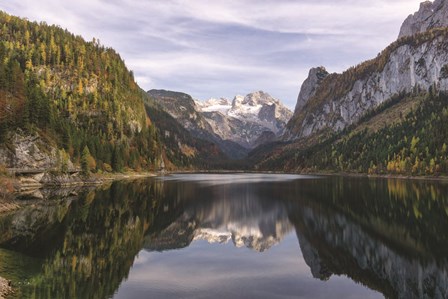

1,0,423,109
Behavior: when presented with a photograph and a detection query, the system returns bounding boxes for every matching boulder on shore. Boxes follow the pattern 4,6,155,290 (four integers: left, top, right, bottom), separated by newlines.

0,276,13,299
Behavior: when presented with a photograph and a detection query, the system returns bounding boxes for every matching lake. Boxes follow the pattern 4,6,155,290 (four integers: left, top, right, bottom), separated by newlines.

1,174,448,298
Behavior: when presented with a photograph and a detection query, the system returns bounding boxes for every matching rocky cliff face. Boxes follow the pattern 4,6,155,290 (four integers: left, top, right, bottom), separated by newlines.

0,131,55,169
285,4,448,140
0,130,74,170
197,91,292,149
294,67,328,114
399,0,448,39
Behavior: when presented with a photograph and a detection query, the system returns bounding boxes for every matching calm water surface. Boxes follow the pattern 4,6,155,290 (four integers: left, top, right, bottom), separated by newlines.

1,174,448,298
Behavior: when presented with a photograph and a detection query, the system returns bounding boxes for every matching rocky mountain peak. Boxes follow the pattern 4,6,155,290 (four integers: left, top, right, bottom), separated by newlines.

228,91,284,118
294,66,329,113
398,0,448,39
242,91,278,106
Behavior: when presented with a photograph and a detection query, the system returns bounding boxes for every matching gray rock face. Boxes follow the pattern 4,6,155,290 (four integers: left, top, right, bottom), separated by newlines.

0,130,71,170
294,66,329,114
286,33,448,140
399,0,448,39
253,131,277,148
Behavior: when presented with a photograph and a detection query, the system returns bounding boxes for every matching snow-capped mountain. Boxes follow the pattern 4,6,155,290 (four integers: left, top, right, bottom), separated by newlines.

196,91,292,149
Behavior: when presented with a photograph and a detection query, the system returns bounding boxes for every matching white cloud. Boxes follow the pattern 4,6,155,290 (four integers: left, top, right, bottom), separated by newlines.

0,0,423,109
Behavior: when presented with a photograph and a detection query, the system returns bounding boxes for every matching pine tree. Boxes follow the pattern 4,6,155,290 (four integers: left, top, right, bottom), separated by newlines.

81,146,91,177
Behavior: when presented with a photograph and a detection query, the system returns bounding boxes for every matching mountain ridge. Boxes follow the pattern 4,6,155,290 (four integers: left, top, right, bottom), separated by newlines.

285,0,448,141
284,27,448,141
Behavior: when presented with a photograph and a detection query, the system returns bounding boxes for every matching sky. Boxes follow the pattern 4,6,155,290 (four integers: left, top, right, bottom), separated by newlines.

0,0,423,109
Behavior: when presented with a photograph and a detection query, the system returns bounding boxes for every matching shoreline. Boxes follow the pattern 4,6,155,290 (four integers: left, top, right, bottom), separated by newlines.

0,171,157,214
2,169,448,200
15,171,157,190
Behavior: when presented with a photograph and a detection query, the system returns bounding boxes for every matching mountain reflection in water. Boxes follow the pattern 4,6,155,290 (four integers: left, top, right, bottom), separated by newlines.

0,174,448,299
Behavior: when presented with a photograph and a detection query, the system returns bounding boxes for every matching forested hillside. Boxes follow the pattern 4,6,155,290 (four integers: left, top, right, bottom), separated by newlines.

255,90,448,176
0,11,161,172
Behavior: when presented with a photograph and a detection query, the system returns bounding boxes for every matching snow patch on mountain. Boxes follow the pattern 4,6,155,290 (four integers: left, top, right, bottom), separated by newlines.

196,98,232,113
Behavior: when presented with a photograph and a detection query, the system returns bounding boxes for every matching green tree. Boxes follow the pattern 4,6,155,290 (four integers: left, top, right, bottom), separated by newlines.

81,146,91,177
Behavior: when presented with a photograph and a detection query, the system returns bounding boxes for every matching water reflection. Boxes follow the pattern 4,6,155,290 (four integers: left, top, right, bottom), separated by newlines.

0,175,447,298
291,177,448,299
146,179,294,252
0,181,161,299
157,173,318,186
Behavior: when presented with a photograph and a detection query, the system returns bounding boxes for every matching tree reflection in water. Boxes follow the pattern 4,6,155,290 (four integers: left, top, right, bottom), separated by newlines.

0,175,447,299
0,180,163,299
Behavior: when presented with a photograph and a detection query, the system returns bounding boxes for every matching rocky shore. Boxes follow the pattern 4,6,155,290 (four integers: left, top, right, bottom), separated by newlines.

17,172,103,192
0,171,156,206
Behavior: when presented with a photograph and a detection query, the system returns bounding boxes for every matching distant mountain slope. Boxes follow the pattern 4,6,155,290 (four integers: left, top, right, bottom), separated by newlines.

147,89,249,159
143,94,229,169
148,90,292,159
